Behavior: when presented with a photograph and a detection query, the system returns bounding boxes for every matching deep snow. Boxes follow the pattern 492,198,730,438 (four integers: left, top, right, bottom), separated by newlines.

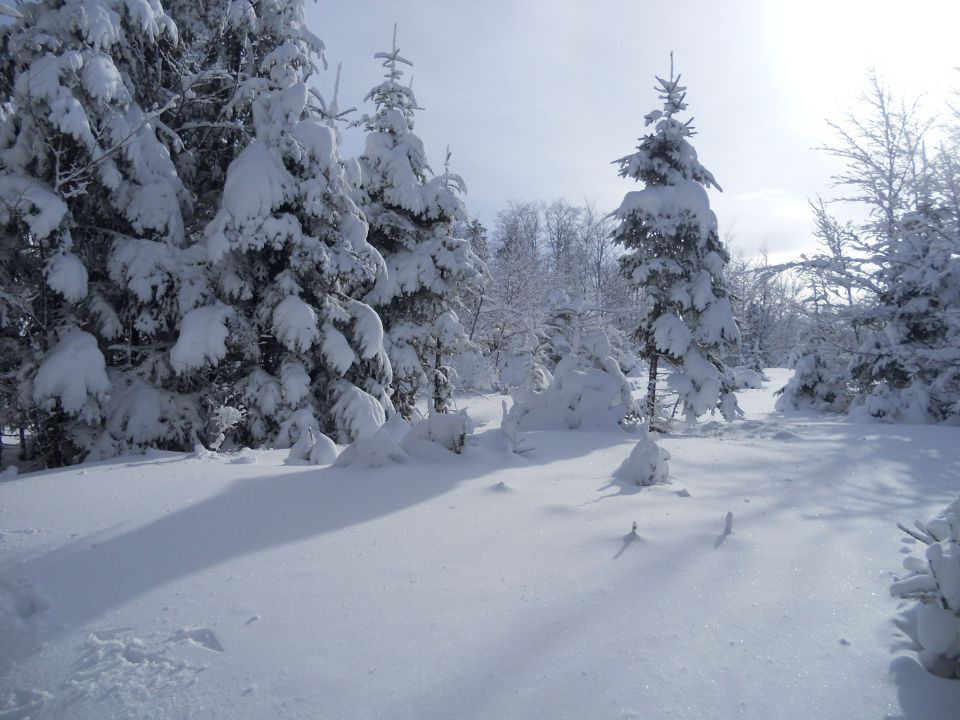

1,370,958,719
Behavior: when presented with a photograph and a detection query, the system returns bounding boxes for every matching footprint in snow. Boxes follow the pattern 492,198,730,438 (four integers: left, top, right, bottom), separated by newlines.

68,628,205,704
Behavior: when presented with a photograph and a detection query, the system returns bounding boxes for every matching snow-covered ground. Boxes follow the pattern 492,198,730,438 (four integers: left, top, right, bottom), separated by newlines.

1,370,958,719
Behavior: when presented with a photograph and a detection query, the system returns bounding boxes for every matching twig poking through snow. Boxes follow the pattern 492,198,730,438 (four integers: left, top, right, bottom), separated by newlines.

715,512,734,548
897,521,934,545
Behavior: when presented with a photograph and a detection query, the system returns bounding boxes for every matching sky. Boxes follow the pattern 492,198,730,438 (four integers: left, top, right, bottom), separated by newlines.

310,0,959,261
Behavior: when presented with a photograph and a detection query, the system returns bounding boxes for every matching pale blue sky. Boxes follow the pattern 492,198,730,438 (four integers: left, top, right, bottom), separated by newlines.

310,0,958,261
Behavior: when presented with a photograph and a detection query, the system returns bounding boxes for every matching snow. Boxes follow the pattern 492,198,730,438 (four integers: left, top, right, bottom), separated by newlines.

0,175,68,239
330,381,386,443
44,252,88,302
612,427,670,487
271,296,319,353
613,179,718,241
170,303,233,375
31,330,110,417
214,140,296,229
3,371,958,718
80,53,126,104
891,502,960,676
402,411,472,455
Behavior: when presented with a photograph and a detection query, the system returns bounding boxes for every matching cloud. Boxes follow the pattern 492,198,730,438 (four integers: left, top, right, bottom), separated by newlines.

713,189,814,257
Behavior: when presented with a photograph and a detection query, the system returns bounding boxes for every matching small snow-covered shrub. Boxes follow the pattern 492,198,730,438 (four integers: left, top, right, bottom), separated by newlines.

210,405,246,451
401,411,473,454
775,344,850,413
730,366,763,390
891,502,960,678
849,381,932,425
507,329,638,432
614,428,670,486
285,425,339,465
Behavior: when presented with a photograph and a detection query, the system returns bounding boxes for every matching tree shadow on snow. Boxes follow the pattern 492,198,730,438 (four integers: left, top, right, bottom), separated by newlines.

678,420,959,527
0,427,632,675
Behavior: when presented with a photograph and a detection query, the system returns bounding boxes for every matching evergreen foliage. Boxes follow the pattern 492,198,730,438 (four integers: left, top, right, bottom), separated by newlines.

612,57,740,425
357,28,481,419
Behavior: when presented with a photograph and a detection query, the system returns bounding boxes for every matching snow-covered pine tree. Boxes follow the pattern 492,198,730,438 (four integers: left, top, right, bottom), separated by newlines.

190,1,393,447
358,28,482,418
774,341,851,413
612,57,741,425
0,0,201,465
788,74,959,424
850,196,960,422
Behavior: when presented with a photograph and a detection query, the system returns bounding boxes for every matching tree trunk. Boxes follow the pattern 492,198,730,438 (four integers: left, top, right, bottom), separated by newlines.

432,339,446,414
645,354,659,421
468,295,483,342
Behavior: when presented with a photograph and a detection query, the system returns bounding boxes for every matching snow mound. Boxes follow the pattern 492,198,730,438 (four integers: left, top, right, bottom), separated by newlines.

614,429,671,486
333,426,408,468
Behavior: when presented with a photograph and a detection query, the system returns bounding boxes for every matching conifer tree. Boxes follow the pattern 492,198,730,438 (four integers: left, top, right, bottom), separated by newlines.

612,57,741,425
358,28,481,418
851,198,960,422
187,1,393,446
0,0,193,465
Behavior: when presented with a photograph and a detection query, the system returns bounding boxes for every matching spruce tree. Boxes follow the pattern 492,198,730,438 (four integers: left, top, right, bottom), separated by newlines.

612,57,741,425
0,0,194,465
851,199,960,422
185,1,393,446
357,28,482,418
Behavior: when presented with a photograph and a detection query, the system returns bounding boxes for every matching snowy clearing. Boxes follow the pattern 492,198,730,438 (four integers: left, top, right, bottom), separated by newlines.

1,370,958,720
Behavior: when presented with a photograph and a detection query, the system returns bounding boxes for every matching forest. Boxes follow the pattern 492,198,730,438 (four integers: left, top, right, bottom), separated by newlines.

0,1,958,718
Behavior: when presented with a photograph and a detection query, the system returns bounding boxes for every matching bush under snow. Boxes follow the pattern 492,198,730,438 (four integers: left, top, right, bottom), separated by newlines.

891,500,960,678
614,427,671,486
401,411,473,455
507,329,638,432
775,344,850,414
